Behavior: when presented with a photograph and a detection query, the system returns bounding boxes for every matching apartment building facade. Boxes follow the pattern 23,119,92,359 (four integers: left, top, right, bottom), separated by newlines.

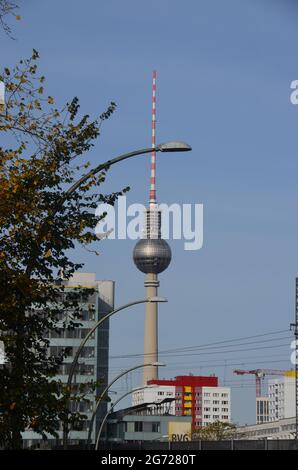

22,272,114,448
133,375,231,430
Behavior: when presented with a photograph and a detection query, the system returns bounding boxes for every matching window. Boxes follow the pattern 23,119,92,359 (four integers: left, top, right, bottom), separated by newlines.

50,346,73,357
151,422,160,433
50,328,95,339
134,422,143,432
80,346,95,358
77,401,93,413
79,308,95,321
127,422,134,433
58,363,94,376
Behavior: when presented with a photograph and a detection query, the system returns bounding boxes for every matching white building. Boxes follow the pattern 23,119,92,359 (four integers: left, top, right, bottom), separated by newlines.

236,416,296,440
132,385,176,415
22,272,115,448
268,373,295,422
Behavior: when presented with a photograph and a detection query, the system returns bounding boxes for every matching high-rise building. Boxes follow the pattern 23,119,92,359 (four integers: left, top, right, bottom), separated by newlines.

132,375,231,430
22,272,114,449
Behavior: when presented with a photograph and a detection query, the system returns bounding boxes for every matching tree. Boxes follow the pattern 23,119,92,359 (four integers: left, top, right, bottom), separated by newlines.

192,421,236,441
0,1,20,37
0,50,129,449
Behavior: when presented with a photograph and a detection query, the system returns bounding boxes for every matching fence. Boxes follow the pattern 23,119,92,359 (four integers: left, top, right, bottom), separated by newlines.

95,439,298,451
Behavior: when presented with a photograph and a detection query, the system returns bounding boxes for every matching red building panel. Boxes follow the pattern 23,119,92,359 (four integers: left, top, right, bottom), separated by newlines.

148,375,218,387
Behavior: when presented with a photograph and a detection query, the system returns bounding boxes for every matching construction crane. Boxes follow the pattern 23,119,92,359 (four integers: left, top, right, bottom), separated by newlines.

233,369,285,398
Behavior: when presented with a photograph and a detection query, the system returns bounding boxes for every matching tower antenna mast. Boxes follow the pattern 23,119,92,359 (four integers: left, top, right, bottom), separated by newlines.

150,70,157,208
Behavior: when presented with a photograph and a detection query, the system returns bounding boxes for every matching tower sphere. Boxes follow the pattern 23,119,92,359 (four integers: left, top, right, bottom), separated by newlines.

133,238,172,274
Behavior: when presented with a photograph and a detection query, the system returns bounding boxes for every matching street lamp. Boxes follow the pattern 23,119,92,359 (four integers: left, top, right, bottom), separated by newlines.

64,141,192,201
86,361,165,448
25,141,192,278
63,297,167,448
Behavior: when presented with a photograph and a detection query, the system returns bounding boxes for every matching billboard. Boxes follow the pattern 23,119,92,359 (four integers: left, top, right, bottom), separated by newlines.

168,421,191,442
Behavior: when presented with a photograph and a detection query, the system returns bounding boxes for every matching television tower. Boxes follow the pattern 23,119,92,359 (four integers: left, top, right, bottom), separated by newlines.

133,71,171,385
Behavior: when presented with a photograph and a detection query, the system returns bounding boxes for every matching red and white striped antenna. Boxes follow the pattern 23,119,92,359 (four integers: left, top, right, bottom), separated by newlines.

149,70,157,208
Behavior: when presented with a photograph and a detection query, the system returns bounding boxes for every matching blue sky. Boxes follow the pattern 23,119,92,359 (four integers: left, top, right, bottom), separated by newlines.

3,0,298,425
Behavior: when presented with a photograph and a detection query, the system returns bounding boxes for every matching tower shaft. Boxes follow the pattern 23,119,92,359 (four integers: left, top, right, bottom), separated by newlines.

144,273,159,384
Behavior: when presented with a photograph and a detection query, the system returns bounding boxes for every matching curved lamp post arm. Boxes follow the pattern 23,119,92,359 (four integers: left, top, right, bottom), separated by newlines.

95,388,144,450
63,140,191,201
63,298,163,448
86,363,160,448
64,148,153,200
66,299,150,390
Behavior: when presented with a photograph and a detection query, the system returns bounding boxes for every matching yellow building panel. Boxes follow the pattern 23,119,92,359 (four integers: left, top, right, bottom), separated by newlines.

284,370,298,378
184,386,191,393
184,402,192,408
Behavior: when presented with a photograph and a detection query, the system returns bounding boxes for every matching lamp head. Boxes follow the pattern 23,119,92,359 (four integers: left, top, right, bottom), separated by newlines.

148,296,168,303
157,141,192,152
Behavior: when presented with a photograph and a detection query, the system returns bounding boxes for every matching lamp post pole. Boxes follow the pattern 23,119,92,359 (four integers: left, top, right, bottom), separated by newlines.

86,362,165,448
62,298,167,448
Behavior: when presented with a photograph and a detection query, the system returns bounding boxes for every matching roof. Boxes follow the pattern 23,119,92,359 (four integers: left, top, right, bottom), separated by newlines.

108,398,175,419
